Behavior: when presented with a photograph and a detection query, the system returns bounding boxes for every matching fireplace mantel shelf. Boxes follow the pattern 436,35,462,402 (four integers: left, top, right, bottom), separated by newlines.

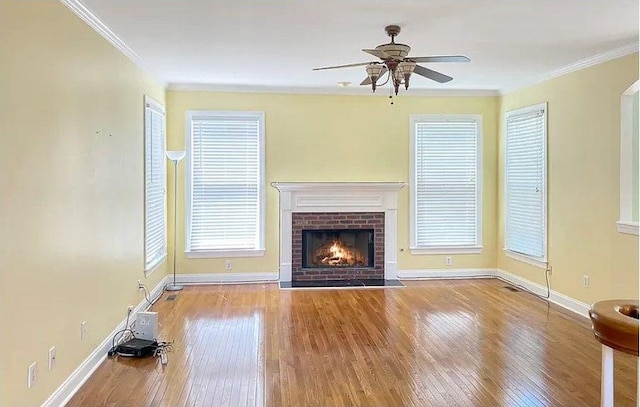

271,182,406,192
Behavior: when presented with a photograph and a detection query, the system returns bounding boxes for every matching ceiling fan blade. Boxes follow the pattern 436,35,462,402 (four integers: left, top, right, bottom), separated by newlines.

408,55,471,63
359,67,388,85
362,49,391,59
414,65,453,83
313,62,373,71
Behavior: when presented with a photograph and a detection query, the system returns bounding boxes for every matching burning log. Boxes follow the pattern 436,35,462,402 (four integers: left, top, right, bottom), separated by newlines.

312,238,364,267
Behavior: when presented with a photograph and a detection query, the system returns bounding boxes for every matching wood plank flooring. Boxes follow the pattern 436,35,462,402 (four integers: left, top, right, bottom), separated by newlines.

68,279,637,407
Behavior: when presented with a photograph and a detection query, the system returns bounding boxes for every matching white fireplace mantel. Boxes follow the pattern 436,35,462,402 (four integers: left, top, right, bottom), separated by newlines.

272,182,406,282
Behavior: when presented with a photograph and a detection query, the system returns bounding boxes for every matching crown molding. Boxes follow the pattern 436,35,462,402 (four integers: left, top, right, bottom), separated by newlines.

60,0,166,86
167,83,500,97
500,42,639,95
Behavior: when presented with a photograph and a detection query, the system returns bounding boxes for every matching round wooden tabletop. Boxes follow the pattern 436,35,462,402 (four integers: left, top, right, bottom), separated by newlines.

589,299,639,356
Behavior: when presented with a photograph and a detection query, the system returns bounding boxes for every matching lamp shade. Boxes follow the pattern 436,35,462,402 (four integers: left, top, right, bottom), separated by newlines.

397,61,416,76
365,63,384,80
397,61,416,90
166,150,186,162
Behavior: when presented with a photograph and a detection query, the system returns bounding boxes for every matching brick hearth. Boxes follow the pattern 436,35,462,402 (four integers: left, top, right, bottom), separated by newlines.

292,212,384,281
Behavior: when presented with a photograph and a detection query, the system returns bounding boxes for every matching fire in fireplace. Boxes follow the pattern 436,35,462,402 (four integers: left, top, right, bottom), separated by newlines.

302,229,374,268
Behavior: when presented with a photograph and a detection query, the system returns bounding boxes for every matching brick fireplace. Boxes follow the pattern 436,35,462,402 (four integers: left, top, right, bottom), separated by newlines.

272,182,405,282
292,212,384,281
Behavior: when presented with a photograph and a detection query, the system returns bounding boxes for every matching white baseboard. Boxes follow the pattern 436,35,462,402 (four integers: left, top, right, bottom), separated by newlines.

496,269,591,318
42,275,170,407
175,272,279,285
397,268,496,280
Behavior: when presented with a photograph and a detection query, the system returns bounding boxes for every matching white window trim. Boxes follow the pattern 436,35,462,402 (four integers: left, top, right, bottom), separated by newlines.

409,114,483,254
184,110,266,258
144,95,167,276
186,249,265,258
504,102,548,266
410,246,483,255
503,249,548,269
618,80,639,235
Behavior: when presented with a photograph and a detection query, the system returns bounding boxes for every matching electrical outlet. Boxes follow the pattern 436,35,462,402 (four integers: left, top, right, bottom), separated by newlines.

445,256,452,266
138,279,145,290
48,346,56,371
583,275,590,288
225,260,232,270
80,321,87,341
27,362,36,388
127,305,134,315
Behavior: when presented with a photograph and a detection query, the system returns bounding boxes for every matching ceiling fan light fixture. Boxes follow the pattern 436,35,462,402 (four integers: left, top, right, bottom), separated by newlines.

398,61,416,90
366,63,384,92
398,61,416,76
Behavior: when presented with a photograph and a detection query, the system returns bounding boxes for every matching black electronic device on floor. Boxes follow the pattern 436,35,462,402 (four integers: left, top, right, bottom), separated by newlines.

115,338,158,358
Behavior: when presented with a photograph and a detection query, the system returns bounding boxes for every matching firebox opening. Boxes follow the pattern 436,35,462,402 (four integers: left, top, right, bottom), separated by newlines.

302,229,374,268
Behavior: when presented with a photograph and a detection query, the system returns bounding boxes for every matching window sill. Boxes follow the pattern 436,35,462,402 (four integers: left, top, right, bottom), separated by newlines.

503,249,547,269
410,246,482,255
185,249,265,259
145,253,167,277
616,221,639,235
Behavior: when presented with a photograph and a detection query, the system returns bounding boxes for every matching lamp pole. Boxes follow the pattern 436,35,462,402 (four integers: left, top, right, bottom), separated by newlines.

165,150,186,291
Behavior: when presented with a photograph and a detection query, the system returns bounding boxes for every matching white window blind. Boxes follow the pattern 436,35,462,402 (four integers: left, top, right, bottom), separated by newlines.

411,116,481,250
187,111,265,253
505,103,547,261
144,96,166,270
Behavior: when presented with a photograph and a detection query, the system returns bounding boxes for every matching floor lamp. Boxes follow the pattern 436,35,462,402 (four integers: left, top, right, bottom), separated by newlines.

166,150,186,291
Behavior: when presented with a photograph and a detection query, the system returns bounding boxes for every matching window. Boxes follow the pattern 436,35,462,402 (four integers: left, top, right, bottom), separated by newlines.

617,81,639,235
186,111,265,257
504,103,547,267
410,115,482,254
144,96,167,272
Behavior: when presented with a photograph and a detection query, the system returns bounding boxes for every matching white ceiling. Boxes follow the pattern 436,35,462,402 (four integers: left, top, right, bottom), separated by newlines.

78,0,639,93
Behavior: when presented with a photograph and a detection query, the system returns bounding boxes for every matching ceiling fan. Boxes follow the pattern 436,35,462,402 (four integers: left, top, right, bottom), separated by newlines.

313,25,470,95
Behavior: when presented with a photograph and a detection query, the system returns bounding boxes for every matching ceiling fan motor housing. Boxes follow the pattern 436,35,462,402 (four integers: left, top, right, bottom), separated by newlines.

376,43,411,59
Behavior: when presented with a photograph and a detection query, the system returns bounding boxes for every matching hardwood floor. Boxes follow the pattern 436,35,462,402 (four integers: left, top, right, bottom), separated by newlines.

67,279,637,407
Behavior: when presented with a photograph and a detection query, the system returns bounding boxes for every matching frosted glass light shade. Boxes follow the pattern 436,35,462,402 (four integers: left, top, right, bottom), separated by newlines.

366,63,384,80
166,150,186,162
397,61,416,76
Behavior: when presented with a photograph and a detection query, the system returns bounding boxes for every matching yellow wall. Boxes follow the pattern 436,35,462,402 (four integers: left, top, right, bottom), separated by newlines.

167,92,499,274
0,2,167,406
498,54,639,303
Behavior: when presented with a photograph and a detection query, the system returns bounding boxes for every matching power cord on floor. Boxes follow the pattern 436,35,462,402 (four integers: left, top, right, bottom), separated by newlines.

140,283,170,307
154,341,174,365
107,308,135,357
507,263,551,300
